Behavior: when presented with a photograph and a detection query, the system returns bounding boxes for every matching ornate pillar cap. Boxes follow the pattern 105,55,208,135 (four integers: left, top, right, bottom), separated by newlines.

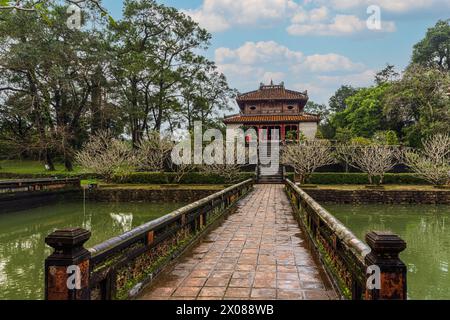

45,228,91,250
365,231,406,254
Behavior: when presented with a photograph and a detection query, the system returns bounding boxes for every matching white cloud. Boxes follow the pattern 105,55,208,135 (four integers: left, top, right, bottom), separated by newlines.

214,41,373,103
184,0,300,32
185,0,445,36
186,10,230,32
317,69,376,87
325,0,450,13
215,41,303,65
287,14,396,36
296,53,365,72
262,71,286,83
293,82,332,99
215,41,366,76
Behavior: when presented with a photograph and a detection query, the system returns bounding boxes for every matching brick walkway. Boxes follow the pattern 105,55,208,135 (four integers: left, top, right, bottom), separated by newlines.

139,184,337,300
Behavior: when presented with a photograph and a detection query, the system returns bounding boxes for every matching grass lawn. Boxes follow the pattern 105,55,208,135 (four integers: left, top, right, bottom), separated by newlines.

0,160,83,174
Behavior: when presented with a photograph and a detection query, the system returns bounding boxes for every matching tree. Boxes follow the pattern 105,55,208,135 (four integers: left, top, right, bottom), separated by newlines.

346,145,400,185
330,84,390,138
0,1,108,15
372,130,399,145
305,101,334,139
198,146,243,184
329,85,359,113
109,0,211,145
382,64,450,146
375,64,399,85
75,131,136,181
179,62,234,132
0,0,234,170
199,162,242,184
335,143,354,173
334,128,353,143
282,140,335,184
135,131,173,172
304,101,329,119
404,134,450,186
412,19,450,72
0,3,113,170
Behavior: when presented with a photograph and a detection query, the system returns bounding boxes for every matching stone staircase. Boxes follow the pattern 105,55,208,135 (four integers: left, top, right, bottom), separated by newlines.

257,142,284,184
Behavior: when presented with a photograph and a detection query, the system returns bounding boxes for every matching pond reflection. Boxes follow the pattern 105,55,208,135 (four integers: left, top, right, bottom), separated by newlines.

325,203,450,300
0,200,185,300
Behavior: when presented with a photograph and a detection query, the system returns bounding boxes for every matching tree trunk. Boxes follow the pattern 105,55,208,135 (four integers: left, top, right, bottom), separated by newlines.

45,151,55,171
64,157,73,172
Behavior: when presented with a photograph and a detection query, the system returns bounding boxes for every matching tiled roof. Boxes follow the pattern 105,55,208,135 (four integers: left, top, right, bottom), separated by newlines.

237,83,308,102
223,114,320,124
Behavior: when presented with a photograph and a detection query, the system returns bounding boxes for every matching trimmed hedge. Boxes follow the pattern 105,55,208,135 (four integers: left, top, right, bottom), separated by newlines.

0,172,102,180
1,170,427,185
285,172,427,185
112,172,256,185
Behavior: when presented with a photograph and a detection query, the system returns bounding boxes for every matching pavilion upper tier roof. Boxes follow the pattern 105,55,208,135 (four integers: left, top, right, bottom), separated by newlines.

236,82,308,107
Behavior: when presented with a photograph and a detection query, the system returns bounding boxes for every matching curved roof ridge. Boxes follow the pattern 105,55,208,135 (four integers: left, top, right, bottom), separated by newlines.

223,114,320,124
236,83,308,103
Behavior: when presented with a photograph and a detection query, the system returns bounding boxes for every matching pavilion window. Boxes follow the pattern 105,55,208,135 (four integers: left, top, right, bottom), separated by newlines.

285,125,298,141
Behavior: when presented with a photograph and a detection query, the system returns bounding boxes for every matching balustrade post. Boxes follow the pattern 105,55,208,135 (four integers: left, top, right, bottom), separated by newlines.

45,228,91,300
364,231,407,300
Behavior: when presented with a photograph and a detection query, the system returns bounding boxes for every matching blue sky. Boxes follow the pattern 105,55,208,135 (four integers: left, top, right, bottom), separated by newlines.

103,0,450,105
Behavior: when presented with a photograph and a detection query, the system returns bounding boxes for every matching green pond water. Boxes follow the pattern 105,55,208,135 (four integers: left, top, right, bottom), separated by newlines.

325,204,450,300
0,200,185,300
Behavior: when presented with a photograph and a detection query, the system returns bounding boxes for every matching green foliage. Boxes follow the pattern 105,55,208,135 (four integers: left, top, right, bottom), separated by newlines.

334,128,353,142
375,64,400,85
412,19,450,72
0,0,233,170
373,130,399,145
330,84,391,139
327,20,450,146
285,172,427,185
382,65,450,147
350,137,372,145
112,172,255,185
304,101,329,118
329,85,359,113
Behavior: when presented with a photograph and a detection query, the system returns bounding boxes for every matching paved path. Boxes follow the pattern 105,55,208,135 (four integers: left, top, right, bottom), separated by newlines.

139,184,337,300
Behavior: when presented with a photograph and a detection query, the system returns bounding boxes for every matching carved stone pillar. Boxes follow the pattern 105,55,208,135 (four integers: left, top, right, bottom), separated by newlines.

45,228,91,300
365,231,407,300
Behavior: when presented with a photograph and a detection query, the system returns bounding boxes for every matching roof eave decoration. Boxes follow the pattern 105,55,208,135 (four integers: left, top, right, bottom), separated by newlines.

236,82,308,107
223,113,321,124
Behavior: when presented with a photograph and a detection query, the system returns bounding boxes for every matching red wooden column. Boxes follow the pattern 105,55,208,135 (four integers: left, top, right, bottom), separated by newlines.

281,124,286,142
